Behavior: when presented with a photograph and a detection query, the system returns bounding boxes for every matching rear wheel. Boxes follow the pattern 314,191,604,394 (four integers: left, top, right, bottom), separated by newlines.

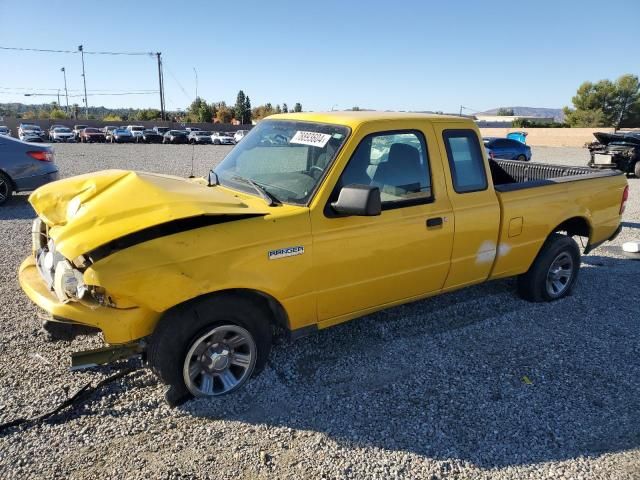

517,233,580,302
0,171,13,206
148,294,272,405
634,160,640,178
517,154,527,161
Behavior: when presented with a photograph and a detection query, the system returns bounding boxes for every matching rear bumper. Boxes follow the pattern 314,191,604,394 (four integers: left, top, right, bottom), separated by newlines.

19,256,161,344
14,170,59,192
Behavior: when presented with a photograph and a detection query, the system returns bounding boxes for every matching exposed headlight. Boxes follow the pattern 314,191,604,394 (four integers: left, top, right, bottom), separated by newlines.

53,259,86,303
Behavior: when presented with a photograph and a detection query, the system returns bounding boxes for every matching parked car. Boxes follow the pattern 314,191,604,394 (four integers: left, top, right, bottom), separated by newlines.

22,135,46,143
109,128,133,143
163,130,188,144
72,125,88,141
50,127,75,143
126,125,145,141
139,129,164,144
0,126,12,137
153,126,170,136
18,124,43,141
47,124,66,140
79,128,106,143
102,126,117,137
211,131,235,145
0,134,58,206
483,137,531,161
234,130,249,143
188,131,212,144
587,131,640,177
17,112,627,405
185,127,201,133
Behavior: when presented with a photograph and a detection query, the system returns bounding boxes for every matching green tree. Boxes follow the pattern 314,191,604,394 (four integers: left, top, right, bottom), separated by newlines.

282,103,288,113
22,111,36,120
235,90,248,124
188,97,204,118
49,109,67,119
564,75,640,127
294,102,302,112
244,96,252,124
103,114,123,121
351,106,360,111
275,104,282,114
496,107,514,116
198,102,212,123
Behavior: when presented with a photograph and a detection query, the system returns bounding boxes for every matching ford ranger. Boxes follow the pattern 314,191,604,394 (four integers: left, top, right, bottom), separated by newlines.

18,112,628,404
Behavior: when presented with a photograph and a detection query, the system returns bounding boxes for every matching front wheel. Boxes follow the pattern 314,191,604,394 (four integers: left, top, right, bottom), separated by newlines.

517,154,527,162
148,294,272,405
517,233,580,302
634,160,640,178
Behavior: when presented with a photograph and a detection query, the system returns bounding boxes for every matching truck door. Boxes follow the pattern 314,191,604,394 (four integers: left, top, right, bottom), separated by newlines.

434,126,501,289
310,125,455,326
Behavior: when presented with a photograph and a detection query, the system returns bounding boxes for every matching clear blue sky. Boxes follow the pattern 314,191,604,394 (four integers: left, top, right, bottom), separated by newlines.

1,0,638,113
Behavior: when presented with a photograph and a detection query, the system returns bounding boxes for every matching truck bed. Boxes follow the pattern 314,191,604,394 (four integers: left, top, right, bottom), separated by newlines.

490,159,620,192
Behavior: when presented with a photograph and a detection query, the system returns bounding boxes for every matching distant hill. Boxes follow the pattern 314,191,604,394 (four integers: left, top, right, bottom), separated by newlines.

478,107,564,122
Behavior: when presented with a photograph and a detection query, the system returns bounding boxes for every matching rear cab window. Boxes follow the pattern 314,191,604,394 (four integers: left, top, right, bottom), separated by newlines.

443,130,488,193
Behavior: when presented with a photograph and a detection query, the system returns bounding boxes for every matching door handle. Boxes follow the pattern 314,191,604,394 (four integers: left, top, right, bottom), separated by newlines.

426,217,443,228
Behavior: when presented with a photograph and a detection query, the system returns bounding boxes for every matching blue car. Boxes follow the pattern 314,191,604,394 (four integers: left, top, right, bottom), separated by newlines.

483,134,532,161
0,135,59,205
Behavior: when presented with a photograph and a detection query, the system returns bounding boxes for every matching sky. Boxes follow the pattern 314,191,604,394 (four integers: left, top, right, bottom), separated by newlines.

1,0,639,114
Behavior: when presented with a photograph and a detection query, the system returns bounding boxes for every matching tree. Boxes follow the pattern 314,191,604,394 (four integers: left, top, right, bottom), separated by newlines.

251,103,276,120
50,109,67,119
134,109,161,121
22,111,36,120
244,96,252,124
214,101,233,123
564,75,640,127
198,102,212,123
351,106,360,111
72,104,79,119
496,107,514,116
235,90,248,124
188,97,204,119
294,102,302,112
275,104,282,114
282,103,288,113
103,114,123,121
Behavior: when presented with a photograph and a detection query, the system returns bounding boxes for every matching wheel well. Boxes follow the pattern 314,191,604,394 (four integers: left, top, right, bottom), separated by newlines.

175,289,290,337
0,169,15,192
552,216,591,240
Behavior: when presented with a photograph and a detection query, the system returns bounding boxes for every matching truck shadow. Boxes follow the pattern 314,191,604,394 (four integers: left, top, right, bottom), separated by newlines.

181,255,640,469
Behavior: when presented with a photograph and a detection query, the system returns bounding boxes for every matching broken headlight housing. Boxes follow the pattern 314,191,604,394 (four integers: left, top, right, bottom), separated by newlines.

33,218,112,306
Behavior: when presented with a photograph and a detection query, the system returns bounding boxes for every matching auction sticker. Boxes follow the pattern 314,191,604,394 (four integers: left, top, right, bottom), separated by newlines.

290,131,331,148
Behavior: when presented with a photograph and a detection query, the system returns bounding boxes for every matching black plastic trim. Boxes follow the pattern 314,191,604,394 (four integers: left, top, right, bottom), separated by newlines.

87,214,263,263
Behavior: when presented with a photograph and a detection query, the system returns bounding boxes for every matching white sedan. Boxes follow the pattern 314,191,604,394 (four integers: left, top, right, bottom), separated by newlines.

50,127,75,142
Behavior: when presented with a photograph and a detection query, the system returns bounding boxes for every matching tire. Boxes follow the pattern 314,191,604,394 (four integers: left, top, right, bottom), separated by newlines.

517,233,580,302
0,171,13,206
517,154,527,161
148,294,272,405
634,160,640,178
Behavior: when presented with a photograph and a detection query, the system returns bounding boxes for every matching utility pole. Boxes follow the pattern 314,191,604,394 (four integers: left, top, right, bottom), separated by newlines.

193,67,198,100
61,67,69,113
156,52,165,121
459,105,463,116
57,89,60,106
78,45,89,119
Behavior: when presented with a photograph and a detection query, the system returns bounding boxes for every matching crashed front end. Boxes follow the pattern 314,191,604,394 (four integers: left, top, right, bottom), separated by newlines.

19,217,160,346
587,132,640,172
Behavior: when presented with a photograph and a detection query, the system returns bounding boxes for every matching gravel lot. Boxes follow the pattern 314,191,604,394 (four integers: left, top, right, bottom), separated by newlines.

0,144,638,479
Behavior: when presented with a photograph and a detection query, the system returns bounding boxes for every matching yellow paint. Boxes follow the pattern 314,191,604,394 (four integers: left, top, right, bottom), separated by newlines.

19,112,627,345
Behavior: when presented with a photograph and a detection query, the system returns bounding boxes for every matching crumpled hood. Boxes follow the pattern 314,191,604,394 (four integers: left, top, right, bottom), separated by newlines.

29,169,269,259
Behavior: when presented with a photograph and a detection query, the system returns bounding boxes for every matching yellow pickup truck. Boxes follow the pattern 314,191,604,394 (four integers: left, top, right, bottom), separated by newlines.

19,112,628,404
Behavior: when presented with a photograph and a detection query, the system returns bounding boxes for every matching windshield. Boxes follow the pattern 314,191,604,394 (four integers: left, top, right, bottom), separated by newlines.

215,120,350,205
130,126,144,131
55,128,71,133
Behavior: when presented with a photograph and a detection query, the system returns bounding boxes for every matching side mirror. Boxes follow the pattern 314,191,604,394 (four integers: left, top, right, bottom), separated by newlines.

331,184,381,216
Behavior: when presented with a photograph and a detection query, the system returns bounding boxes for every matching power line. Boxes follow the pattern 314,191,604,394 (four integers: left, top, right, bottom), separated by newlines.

0,92,159,98
0,46,154,56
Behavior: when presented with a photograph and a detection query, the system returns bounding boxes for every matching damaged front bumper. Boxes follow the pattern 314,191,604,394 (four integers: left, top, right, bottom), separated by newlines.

19,256,161,345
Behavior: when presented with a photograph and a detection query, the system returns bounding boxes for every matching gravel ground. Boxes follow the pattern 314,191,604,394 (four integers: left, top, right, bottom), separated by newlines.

0,144,638,479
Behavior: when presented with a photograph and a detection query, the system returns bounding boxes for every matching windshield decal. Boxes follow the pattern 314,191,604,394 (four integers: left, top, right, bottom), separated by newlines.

290,131,331,148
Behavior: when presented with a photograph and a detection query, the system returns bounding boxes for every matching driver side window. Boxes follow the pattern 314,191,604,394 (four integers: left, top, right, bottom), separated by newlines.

336,131,432,208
